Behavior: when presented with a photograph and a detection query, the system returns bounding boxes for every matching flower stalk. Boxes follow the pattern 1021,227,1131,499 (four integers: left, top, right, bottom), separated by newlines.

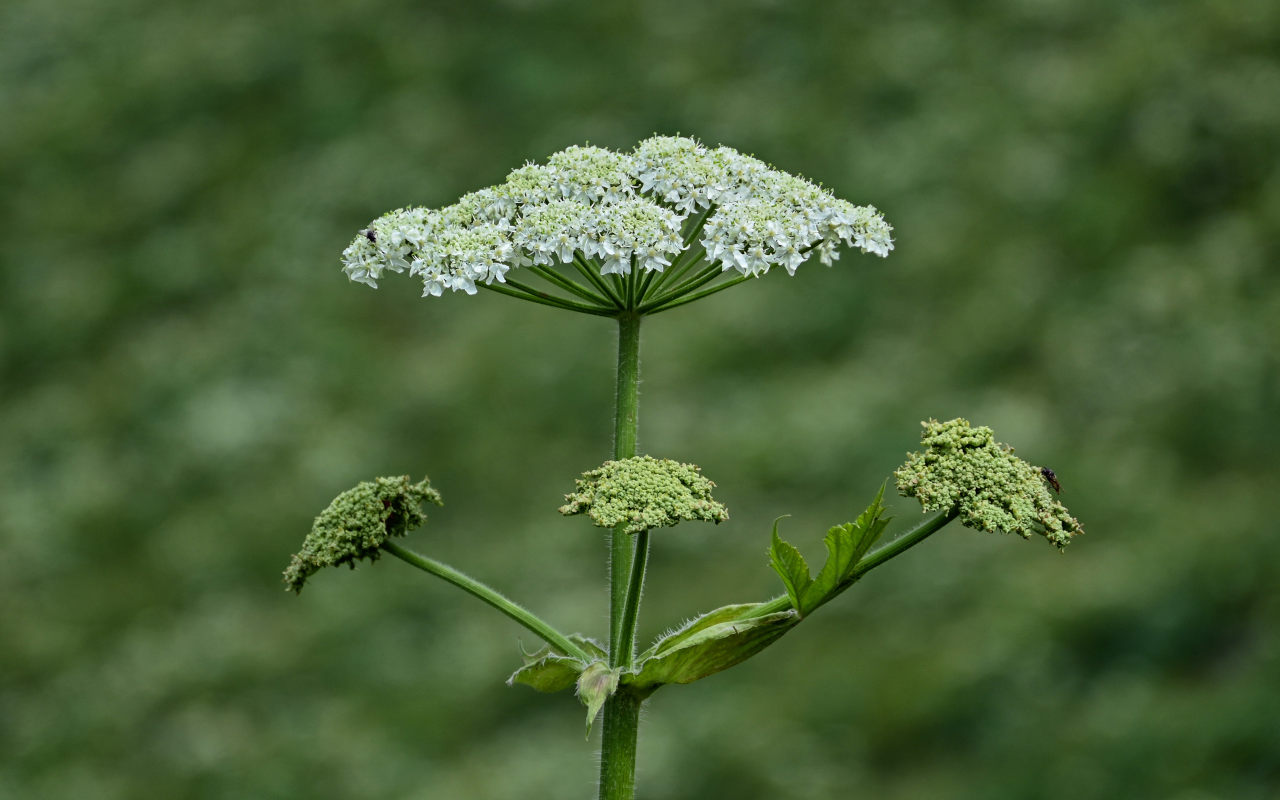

615,529,650,669
608,312,642,641
600,310,645,800
382,540,592,662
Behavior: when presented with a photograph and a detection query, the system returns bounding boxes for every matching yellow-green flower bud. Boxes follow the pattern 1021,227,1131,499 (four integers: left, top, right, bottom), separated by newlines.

284,476,443,593
559,456,728,534
894,419,1083,549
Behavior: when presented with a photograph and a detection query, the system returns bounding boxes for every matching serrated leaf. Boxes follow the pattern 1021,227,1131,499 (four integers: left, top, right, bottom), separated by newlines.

624,605,798,692
769,518,812,613
808,488,887,599
771,486,893,616
576,661,621,737
849,482,891,563
507,651,587,693
810,522,860,595
800,486,890,613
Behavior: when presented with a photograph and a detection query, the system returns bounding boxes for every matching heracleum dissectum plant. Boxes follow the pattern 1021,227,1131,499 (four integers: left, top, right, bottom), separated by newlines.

288,135,1084,800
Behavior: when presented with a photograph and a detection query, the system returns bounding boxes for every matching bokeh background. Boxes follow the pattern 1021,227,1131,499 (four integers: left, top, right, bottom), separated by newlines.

3,0,1278,797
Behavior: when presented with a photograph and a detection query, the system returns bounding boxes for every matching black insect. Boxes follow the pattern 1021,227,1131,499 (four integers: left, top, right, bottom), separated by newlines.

362,228,377,243
1040,467,1061,495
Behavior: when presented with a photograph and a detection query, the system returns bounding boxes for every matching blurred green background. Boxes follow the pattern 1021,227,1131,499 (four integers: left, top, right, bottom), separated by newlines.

3,0,1278,797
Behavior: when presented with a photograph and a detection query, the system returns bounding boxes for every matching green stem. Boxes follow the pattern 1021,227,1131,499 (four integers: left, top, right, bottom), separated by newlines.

635,268,661,307
598,690,642,799
851,508,958,576
504,277,618,316
646,253,707,303
530,265,613,307
607,311,641,657
638,260,721,311
381,540,592,662
480,281,615,317
610,273,627,309
573,254,624,308
612,312,641,461
751,508,960,618
599,311,644,800
614,529,650,668
644,274,751,315
625,255,640,310
681,204,713,247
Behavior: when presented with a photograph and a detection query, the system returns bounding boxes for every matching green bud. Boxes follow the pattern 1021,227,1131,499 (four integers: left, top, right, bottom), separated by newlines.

559,456,728,534
894,418,1083,549
283,475,443,593
576,661,622,736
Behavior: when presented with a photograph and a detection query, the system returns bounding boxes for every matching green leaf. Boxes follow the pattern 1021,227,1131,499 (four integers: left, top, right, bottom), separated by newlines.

566,633,608,660
507,632,609,693
770,486,892,616
636,603,761,662
507,646,587,693
624,604,798,692
769,517,811,613
807,485,890,607
576,661,621,737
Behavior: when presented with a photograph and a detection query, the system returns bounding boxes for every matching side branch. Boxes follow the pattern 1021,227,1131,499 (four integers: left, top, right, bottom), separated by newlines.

382,541,592,662
613,530,650,668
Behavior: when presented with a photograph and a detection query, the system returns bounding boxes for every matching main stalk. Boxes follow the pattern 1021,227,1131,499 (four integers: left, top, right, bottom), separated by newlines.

599,310,644,800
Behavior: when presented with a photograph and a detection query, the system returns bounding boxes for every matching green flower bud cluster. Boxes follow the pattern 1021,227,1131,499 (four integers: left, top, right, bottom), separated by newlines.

894,419,1083,549
559,456,728,534
284,476,443,593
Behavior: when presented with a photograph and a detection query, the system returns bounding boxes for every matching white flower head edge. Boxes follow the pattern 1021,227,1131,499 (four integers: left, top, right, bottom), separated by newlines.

340,136,894,298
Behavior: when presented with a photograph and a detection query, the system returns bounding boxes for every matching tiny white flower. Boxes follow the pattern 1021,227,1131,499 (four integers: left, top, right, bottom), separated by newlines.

339,136,892,299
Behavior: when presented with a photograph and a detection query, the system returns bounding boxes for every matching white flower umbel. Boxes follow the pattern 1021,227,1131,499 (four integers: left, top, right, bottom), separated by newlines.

340,135,894,315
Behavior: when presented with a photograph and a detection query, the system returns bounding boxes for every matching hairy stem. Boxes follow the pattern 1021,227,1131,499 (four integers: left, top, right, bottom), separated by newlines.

608,311,642,644
382,541,591,661
615,529,650,668
598,690,642,800
599,311,644,800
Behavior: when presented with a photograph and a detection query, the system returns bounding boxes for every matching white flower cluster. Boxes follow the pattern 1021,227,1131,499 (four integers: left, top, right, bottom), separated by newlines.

515,198,683,276
341,136,894,297
701,171,895,276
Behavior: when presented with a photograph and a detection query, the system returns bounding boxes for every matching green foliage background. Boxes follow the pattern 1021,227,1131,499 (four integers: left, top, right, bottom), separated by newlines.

3,0,1278,797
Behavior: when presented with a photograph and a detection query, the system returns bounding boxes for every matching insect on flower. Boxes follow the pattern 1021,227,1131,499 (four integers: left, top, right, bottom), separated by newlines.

1040,467,1062,495
362,228,377,243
